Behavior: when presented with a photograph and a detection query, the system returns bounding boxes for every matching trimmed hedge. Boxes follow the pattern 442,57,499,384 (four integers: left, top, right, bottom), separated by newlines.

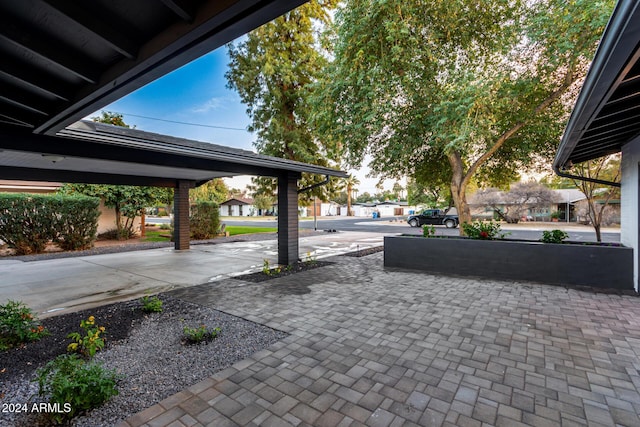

52,195,100,251
190,201,220,240
0,193,100,254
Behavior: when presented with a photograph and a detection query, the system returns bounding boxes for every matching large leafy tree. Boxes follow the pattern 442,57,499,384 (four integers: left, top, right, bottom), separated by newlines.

313,0,613,228
190,179,229,204
226,0,339,204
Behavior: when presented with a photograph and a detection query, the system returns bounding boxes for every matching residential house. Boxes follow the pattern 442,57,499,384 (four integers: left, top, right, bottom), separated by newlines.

219,197,256,216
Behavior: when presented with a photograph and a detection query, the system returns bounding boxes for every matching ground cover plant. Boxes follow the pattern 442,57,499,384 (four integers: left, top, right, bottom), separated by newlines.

182,325,221,345
139,295,163,313
0,300,49,350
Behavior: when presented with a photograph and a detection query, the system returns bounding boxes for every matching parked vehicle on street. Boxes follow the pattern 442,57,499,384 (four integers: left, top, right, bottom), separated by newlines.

407,209,459,228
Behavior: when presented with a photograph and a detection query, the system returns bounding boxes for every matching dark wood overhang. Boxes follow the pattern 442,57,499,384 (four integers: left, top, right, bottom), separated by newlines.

554,0,640,171
0,0,307,136
0,121,346,187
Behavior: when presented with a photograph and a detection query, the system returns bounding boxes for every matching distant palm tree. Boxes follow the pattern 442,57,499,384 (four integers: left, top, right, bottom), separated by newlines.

343,175,360,216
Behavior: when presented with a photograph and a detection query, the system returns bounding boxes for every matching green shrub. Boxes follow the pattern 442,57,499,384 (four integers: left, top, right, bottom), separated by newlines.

190,201,220,240
52,195,100,250
0,193,57,254
541,229,569,244
35,354,119,423
461,220,507,239
422,225,436,237
0,300,49,350
140,295,163,313
0,193,100,254
182,325,221,344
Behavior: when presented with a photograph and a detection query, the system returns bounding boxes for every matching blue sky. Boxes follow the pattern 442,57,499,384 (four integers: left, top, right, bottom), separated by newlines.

97,45,397,194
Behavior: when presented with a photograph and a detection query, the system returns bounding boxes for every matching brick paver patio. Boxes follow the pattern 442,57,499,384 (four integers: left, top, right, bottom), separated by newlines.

118,252,640,427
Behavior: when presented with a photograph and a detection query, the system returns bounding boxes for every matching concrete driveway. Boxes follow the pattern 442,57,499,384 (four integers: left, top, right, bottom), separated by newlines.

0,231,384,318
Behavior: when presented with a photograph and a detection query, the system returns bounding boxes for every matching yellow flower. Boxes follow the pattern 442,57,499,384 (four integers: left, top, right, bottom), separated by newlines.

88,316,95,324
99,326,105,332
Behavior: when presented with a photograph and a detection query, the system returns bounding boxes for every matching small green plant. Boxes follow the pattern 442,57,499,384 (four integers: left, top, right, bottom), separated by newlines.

35,354,119,423
262,259,271,275
140,295,163,313
422,225,436,237
182,325,221,344
305,251,317,265
159,223,171,230
262,259,281,276
67,315,105,358
461,220,508,240
0,300,49,350
541,229,569,244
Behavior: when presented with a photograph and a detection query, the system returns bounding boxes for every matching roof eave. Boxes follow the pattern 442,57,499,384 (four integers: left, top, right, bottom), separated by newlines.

554,0,640,171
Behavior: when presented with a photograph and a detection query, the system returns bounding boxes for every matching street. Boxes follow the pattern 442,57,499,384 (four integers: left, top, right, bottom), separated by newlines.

148,216,620,243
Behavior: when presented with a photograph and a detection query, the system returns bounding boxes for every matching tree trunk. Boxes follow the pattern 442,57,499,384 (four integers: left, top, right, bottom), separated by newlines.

115,204,124,240
448,151,471,234
140,212,146,237
347,184,353,216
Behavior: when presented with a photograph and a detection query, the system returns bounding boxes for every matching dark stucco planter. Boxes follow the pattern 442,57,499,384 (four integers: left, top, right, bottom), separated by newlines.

384,236,634,290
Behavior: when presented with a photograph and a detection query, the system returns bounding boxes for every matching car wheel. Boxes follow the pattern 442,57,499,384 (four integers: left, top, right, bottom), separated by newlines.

444,219,456,228
409,219,419,227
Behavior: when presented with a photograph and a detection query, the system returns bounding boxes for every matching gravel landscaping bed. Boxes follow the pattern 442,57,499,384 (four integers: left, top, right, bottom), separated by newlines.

233,260,333,282
341,245,384,257
1,295,287,427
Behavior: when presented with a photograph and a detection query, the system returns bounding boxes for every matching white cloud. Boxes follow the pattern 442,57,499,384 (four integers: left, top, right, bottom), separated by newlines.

191,97,226,113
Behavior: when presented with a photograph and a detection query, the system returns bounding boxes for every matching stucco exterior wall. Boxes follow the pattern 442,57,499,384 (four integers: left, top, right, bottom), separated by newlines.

96,200,141,235
621,141,640,291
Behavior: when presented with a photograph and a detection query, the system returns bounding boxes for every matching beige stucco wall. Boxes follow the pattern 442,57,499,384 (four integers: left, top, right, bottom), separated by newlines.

97,200,142,235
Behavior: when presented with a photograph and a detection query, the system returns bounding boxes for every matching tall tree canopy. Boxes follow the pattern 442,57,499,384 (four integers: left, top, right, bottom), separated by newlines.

226,0,339,204
313,0,614,227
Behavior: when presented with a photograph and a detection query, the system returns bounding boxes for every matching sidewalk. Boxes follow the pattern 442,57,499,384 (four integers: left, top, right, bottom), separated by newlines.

0,231,384,319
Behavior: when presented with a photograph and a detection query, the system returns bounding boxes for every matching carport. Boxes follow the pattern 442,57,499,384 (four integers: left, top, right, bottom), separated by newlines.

0,0,346,265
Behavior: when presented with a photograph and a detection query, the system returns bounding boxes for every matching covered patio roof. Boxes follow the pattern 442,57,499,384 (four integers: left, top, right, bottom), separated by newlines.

554,0,640,170
0,120,345,187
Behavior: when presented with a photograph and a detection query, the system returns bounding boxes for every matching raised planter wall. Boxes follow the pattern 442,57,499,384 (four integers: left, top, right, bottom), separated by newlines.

384,236,634,290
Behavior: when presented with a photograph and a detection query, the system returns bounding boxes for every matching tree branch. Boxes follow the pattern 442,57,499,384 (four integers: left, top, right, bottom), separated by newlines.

461,64,578,189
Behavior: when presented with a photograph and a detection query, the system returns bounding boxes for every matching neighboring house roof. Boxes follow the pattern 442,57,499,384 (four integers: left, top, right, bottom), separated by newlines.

553,189,587,204
221,197,254,206
554,0,640,169
0,180,61,192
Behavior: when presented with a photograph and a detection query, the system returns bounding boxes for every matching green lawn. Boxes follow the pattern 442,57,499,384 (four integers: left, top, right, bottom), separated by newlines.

226,225,277,236
142,226,278,242
142,230,171,242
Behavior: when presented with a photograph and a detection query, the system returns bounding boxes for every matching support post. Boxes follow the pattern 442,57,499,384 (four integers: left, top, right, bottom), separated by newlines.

278,172,301,265
174,180,192,250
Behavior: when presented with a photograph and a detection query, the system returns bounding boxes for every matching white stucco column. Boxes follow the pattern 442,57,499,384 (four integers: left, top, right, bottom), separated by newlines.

621,141,640,292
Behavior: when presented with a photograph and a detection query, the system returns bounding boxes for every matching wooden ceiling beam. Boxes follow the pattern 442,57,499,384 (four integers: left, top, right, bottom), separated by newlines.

0,15,100,84
41,0,138,59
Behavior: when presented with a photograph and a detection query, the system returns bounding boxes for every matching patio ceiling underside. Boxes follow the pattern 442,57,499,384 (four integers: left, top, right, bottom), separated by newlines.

554,0,640,170
0,0,307,136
